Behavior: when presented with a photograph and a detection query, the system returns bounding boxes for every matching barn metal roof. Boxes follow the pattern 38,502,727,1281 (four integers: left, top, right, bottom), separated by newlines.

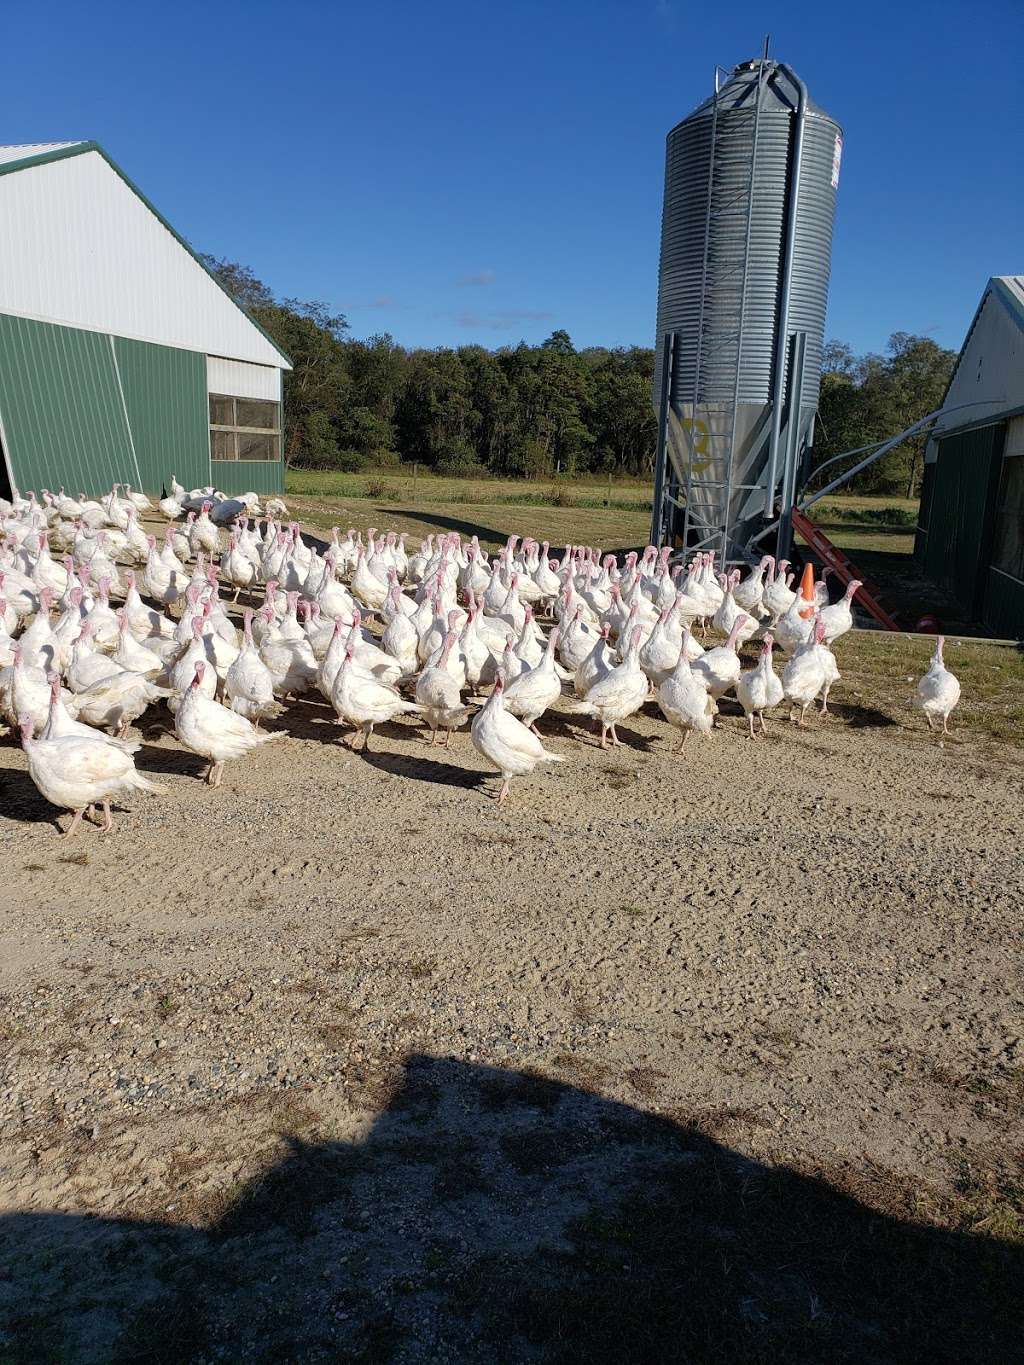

990,275,1024,329
0,142,85,169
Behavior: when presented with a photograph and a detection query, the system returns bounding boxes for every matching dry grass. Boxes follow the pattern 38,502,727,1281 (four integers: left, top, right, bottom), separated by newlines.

286,467,652,510
285,490,651,555
837,630,1024,742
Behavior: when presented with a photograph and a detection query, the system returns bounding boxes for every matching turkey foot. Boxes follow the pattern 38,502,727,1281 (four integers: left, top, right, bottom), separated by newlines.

61,808,86,840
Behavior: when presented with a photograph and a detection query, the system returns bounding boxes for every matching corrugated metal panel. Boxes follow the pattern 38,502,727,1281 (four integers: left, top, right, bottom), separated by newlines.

993,275,1024,327
921,423,1005,613
207,356,279,400
0,313,135,496
655,64,840,409
0,142,83,167
210,461,283,496
0,149,288,367
982,569,1024,640
115,337,209,495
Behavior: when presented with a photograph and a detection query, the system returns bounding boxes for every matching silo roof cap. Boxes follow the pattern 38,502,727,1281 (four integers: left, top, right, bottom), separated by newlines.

671,61,836,130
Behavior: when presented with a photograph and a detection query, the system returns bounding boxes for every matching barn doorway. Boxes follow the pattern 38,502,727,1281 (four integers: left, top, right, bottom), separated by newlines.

0,424,13,503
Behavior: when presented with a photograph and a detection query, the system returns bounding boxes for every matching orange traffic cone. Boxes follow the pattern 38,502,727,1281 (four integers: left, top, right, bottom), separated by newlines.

798,562,816,619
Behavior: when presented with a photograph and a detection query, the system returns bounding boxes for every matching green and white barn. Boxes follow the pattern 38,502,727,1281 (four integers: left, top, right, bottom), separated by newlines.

0,141,290,503
916,275,1024,638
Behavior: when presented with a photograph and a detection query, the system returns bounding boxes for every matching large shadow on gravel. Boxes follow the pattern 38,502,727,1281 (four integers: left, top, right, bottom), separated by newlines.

361,746,486,790
391,508,642,561
1,1055,1019,1363
0,754,58,827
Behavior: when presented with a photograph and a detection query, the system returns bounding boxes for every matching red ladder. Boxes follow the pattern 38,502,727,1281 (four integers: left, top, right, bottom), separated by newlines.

790,508,903,632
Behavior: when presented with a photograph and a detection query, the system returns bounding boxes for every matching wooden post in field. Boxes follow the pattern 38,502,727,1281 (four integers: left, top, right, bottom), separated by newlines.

413,462,418,497
606,470,612,507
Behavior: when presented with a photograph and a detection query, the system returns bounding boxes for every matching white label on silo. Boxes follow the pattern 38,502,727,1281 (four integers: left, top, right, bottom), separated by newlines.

831,134,843,188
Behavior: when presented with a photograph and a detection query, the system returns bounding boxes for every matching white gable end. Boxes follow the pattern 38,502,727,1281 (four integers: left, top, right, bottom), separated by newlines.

0,149,289,369
934,281,1024,441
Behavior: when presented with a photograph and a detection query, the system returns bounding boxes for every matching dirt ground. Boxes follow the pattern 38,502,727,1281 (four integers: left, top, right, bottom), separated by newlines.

1,578,1022,1359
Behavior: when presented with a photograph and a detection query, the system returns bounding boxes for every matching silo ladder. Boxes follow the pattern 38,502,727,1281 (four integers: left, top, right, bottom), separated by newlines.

790,508,902,631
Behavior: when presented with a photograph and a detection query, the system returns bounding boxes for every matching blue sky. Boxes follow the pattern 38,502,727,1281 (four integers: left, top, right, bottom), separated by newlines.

7,1,1022,357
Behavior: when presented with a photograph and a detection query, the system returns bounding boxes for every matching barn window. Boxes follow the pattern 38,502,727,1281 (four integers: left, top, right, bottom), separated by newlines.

209,394,280,461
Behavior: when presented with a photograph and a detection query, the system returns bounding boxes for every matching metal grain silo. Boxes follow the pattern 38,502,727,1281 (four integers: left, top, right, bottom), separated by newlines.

650,57,843,560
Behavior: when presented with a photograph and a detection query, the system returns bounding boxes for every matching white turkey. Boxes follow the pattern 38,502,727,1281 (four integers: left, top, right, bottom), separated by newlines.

415,629,472,747
692,615,749,703
112,611,164,677
19,715,162,838
502,626,563,733
41,673,137,753
175,660,284,785
66,622,127,693
735,632,784,738
762,559,796,624
774,594,816,655
189,503,222,559
330,639,421,749
351,544,389,610
712,571,757,644
916,635,961,735
639,607,683,686
220,533,257,601
224,610,284,727
71,666,171,739
471,669,564,803
817,579,862,644
568,625,648,749
733,556,771,616
575,622,615,698
656,631,716,750
781,620,828,726
6,644,78,735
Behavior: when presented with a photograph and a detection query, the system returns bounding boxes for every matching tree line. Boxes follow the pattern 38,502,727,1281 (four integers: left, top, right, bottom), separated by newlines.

204,256,956,496
815,333,956,498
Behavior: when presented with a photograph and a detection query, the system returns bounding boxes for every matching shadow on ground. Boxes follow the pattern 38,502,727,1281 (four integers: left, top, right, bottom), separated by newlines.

361,746,486,790
1,1056,1019,1363
0,753,61,828
390,508,641,561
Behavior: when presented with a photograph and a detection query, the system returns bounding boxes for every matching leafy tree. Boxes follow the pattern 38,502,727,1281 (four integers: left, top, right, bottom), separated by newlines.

199,255,275,311
541,329,576,356
302,410,341,468
201,255,946,496
814,334,955,497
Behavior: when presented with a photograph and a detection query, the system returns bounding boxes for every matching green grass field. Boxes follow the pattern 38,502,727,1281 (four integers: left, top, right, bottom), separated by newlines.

834,629,1024,745
285,471,924,562
285,490,652,556
286,468,652,512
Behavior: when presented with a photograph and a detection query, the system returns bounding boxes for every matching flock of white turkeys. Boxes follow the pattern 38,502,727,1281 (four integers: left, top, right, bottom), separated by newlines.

1,478,962,834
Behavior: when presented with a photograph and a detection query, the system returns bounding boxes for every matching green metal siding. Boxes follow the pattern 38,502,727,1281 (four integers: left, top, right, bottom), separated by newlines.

982,569,1024,639
114,336,208,495
915,459,935,560
919,423,1005,617
0,313,135,496
210,460,284,496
